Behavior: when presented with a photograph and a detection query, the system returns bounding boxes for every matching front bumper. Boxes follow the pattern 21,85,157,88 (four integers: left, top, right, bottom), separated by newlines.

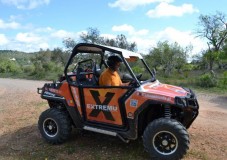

175,88,199,128
175,88,199,109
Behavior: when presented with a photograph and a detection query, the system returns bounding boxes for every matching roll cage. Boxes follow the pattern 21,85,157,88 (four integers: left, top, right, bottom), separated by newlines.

64,43,155,87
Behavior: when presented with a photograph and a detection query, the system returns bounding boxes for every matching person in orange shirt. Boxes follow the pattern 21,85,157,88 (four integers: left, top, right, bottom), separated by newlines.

99,55,129,86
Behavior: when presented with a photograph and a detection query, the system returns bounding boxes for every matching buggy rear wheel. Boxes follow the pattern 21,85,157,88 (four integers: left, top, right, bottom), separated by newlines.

143,118,189,160
38,108,72,144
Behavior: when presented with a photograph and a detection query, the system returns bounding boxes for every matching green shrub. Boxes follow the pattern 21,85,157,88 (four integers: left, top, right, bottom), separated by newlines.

22,65,35,73
222,71,227,85
0,59,22,73
53,65,64,75
31,61,45,79
218,71,227,89
132,66,143,74
182,64,195,71
43,62,56,72
197,73,217,88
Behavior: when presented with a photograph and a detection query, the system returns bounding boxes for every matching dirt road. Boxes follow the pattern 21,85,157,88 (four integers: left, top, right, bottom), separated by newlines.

0,78,226,160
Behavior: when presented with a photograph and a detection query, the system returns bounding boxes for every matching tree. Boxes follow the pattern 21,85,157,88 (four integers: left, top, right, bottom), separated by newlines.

116,34,137,51
63,38,77,51
0,57,22,73
218,38,227,68
30,49,66,79
80,27,101,44
191,52,209,70
195,11,227,70
78,27,137,51
174,44,191,73
62,27,137,62
146,41,188,76
51,48,69,66
146,46,162,71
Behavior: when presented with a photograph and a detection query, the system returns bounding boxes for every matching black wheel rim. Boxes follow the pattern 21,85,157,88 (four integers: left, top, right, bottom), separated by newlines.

153,131,178,155
43,118,58,137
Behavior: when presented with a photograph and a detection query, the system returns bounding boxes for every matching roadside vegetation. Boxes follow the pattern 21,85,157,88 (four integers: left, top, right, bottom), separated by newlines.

0,12,227,93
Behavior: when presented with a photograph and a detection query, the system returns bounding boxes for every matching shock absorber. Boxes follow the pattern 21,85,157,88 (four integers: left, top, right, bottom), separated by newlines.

164,105,171,118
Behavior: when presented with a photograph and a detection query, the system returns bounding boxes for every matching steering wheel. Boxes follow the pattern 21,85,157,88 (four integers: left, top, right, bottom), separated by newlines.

129,73,142,86
129,80,136,86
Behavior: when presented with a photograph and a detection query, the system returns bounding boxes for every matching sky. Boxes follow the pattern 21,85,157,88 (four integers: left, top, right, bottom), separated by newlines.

0,0,227,56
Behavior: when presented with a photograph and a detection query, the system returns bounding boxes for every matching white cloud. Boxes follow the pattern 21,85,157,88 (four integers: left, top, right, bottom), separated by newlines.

130,36,156,53
1,0,50,10
0,21,206,56
112,24,149,36
35,27,53,33
110,25,207,55
146,2,199,18
0,28,82,52
112,24,134,33
0,19,20,29
8,29,81,52
136,29,150,36
6,42,46,52
152,27,207,55
16,32,42,43
99,32,154,53
0,34,9,45
9,14,24,21
38,42,49,49
51,30,79,39
100,34,116,40
108,0,173,11
9,40,54,53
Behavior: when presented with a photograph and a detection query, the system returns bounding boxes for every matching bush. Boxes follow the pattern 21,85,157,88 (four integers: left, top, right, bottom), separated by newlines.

197,73,217,88
43,62,56,72
182,64,195,71
222,71,227,85
0,59,22,73
22,65,35,73
132,66,143,74
218,71,227,89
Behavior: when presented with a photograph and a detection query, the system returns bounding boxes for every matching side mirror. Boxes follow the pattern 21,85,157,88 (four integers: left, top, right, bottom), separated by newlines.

151,68,156,82
122,73,133,81
152,68,156,76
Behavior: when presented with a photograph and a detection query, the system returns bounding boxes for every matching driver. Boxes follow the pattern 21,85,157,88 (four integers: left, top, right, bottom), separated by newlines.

99,55,129,86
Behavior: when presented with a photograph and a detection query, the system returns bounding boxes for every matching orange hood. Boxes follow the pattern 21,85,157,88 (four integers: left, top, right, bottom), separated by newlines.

137,80,189,104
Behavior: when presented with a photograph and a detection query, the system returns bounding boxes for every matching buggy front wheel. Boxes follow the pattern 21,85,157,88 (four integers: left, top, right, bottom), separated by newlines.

143,118,189,160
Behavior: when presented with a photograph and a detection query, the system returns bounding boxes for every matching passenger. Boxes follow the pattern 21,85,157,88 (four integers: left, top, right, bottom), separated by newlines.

99,55,129,86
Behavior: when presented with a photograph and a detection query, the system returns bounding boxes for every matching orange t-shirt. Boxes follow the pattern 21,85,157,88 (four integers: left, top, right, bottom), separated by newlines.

99,68,122,86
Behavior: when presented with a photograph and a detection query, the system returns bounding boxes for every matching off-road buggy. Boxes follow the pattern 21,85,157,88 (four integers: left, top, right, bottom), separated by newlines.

37,43,199,160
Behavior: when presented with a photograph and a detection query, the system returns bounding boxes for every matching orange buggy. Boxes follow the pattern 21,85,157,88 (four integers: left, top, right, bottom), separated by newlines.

37,43,199,160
